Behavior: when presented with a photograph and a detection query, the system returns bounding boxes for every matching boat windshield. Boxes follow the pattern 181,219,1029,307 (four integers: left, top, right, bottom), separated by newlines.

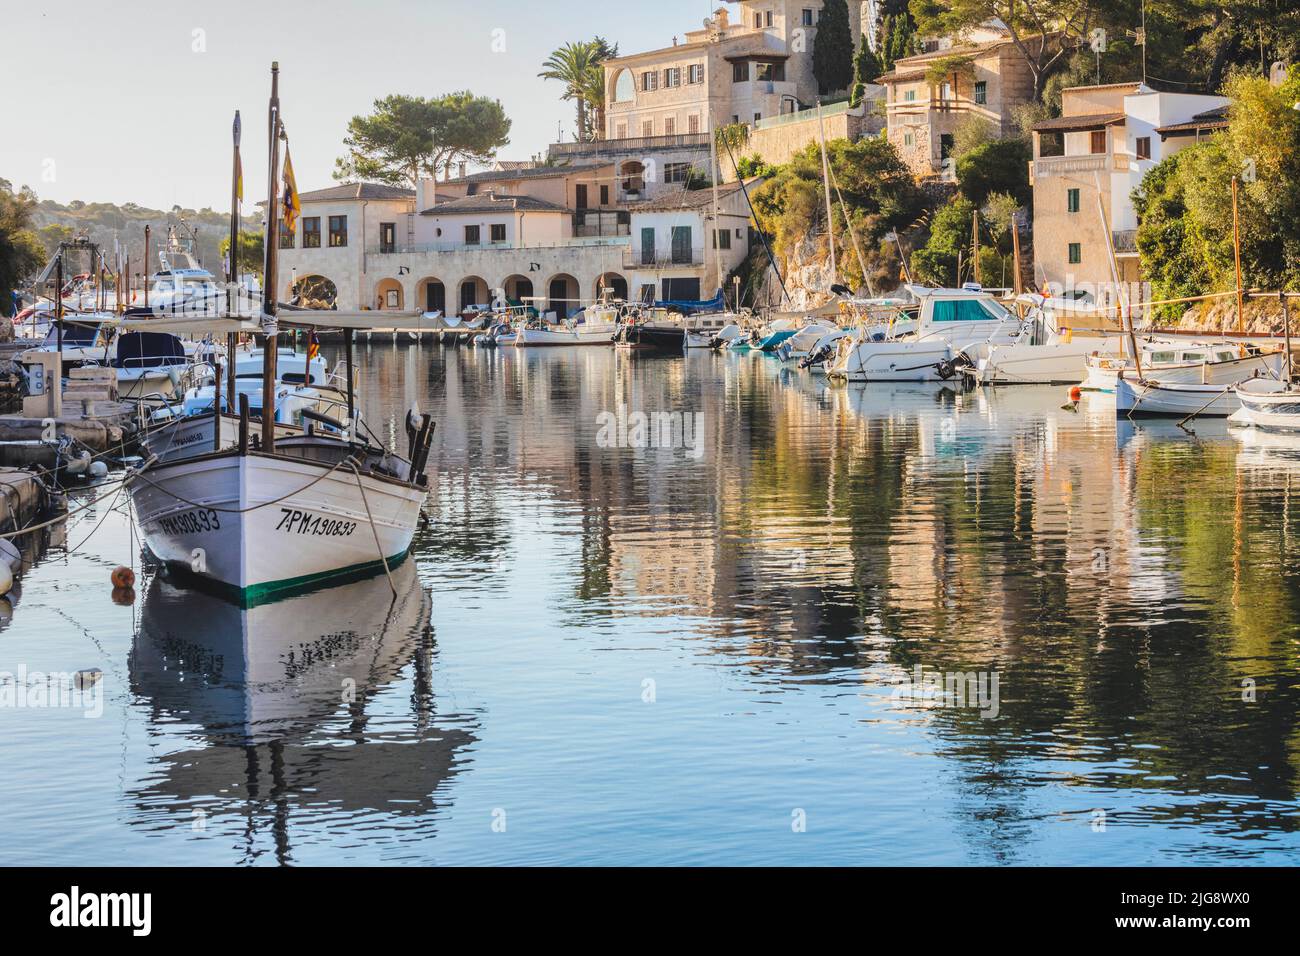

930,297,1011,322
43,322,101,347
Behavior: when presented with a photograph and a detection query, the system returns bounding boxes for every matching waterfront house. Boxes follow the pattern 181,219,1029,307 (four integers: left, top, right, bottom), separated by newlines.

877,22,1042,179
1030,83,1229,307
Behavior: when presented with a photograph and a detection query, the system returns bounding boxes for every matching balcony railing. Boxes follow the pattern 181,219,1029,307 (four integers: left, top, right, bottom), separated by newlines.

1112,229,1138,254
549,132,711,158
366,236,630,255
623,249,705,269
1031,154,1130,178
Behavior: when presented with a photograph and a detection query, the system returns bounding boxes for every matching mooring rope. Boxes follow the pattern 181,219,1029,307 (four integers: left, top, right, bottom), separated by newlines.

345,460,397,597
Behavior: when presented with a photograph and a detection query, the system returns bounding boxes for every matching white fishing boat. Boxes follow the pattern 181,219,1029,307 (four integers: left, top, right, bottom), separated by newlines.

1229,378,1300,431
829,285,1022,382
1083,341,1284,391
127,62,435,605
1113,373,1262,417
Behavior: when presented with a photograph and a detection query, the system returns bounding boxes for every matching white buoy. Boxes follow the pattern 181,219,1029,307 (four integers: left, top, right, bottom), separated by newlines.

0,538,20,573
89,460,108,478
0,562,12,596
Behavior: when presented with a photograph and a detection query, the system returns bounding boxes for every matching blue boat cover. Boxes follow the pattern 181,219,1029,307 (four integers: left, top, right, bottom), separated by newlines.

655,290,725,315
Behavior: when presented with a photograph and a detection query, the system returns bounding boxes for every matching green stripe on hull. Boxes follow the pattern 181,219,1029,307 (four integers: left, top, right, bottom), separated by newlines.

165,549,412,608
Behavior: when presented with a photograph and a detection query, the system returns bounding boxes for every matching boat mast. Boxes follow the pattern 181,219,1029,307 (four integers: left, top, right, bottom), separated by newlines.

261,63,281,454
816,100,837,283
228,110,241,407
708,107,723,306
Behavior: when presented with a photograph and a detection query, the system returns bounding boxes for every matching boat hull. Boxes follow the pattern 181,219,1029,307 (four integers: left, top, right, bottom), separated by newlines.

976,338,1126,385
128,450,424,604
1114,377,1241,417
515,325,616,346
832,340,966,382
1229,380,1300,430
1085,351,1284,392
618,325,685,353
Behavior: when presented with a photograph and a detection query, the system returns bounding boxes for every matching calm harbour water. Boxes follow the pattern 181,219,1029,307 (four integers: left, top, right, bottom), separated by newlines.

2,342,1299,866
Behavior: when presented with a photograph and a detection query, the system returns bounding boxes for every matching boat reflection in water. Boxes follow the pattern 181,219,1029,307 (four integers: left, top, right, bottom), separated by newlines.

127,561,475,864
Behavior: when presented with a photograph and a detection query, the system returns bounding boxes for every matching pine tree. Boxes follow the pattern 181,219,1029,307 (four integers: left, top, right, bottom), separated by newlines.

849,32,881,107
812,0,854,96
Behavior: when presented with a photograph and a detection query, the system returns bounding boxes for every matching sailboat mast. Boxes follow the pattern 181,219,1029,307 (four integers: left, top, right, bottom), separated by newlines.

816,100,837,282
709,113,724,306
261,62,281,454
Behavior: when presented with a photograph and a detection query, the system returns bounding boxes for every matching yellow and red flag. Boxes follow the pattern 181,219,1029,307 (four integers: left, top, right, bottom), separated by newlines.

282,147,301,234
306,329,320,363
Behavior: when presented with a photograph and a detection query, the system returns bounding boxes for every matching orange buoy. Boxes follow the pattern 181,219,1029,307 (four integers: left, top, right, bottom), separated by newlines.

111,586,136,606
1069,385,1082,402
111,566,135,589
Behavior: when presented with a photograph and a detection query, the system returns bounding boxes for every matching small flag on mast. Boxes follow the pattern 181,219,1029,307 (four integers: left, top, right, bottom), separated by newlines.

282,146,301,235
307,329,320,363
233,111,243,203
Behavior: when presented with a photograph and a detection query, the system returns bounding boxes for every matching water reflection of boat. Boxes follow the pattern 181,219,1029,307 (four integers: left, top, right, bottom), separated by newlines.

128,563,473,861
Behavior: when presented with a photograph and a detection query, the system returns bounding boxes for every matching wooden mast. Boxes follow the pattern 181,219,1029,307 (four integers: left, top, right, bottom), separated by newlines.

1232,176,1244,334
228,110,241,407
261,63,281,453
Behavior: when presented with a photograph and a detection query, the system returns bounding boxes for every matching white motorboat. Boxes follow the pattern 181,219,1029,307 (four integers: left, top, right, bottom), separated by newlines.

112,330,194,405
829,285,1023,382
774,320,842,364
1083,341,1284,391
973,294,1129,385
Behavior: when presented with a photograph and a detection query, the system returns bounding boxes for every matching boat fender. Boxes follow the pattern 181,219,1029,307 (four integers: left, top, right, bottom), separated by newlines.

0,538,20,574
0,563,11,597
111,566,135,589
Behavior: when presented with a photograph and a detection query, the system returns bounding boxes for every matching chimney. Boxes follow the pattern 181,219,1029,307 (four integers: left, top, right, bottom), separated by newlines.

459,161,468,179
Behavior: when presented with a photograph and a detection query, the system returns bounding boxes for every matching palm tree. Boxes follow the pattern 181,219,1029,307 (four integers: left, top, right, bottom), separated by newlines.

539,42,598,141
584,37,619,142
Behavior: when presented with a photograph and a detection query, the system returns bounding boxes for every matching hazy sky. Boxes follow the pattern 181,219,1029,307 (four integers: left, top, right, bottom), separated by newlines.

1,0,728,211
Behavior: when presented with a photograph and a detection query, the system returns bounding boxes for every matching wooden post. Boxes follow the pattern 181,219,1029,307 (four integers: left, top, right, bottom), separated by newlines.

344,327,356,440
1232,176,1244,334
238,393,250,454
213,360,223,452
1283,291,1292,386
261,63,281,454
55,253,64,373
143,225,151,309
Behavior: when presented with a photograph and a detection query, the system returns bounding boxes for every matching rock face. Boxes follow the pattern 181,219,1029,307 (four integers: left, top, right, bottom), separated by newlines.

752,232,869,312
1173,296,1299,335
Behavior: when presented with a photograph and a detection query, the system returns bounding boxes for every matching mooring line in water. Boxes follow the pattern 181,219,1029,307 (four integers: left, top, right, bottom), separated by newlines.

345,460,397,597
0,477,131,540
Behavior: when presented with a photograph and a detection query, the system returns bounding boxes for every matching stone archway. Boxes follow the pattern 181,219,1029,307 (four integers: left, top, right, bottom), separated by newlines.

288,274,337,309
545,273,579,318
417,277,446,315
594,272,628,301
374,277,405,311
458,276,489,314
500,274,535,307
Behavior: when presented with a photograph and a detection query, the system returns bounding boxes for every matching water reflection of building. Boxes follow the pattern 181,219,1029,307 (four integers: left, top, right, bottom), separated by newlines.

128,563,475,864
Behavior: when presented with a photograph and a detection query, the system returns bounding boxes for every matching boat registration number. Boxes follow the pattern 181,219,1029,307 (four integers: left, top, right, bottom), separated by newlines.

275,508,358,538
158,508,221,535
